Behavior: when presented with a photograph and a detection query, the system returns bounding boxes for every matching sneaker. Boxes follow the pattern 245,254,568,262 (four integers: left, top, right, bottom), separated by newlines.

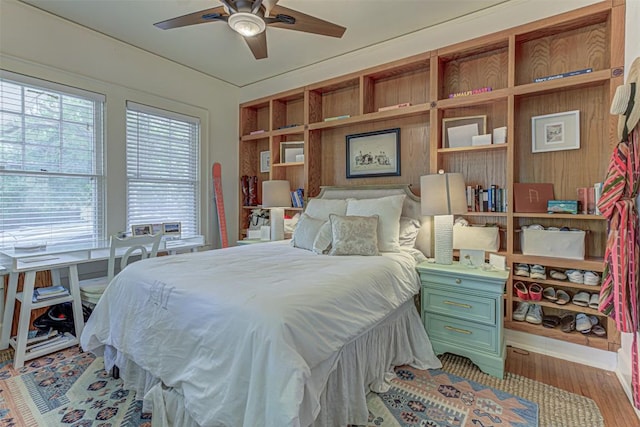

513,302,530,322
530,264,547,280
566,269,584,284
529,283,543,301
576,313,592,332
525,304,543,324
584,271,601,286
514,263,530,277
514,281,529,299
550,269,567,280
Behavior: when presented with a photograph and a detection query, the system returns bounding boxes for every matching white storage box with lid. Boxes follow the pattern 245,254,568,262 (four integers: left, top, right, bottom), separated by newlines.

520,229,585,260
453,226,500,252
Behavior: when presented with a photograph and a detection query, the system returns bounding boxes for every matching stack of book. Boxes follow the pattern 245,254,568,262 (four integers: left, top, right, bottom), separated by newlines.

12,328,74,353
32,285,69,303
290,188,304,208
466,184,507,213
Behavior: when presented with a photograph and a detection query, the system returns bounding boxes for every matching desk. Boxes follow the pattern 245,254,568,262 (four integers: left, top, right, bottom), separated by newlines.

0,235,205,368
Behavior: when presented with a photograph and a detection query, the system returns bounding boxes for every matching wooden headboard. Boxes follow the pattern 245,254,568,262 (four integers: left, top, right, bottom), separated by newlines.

314,184,432,257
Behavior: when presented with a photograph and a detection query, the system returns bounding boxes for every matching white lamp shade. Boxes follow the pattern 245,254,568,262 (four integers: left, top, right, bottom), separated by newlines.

262,180,292,208
420,173,467,216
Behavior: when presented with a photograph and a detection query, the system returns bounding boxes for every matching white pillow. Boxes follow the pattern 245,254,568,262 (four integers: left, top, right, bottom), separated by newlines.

304,198,348,221
291,213,326,251
328,214,379,256
346,194,405,252
312,221,332,254
399,216,421,247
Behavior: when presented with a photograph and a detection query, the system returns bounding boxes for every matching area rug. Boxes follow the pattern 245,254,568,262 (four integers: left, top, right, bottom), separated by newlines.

0,347,603,426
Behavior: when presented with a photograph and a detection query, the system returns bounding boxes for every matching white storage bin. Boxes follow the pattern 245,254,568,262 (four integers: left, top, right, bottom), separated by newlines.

453,226,500,252
520,229,585,260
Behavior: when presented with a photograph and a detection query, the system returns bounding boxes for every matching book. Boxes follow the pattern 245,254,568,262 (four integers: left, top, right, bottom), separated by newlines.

533,68,593,83
26,332,72,353
577,187,589,214
249,129,265,135
323,114,350,122
33,285,69,303
12,328,58,346
594,182,603,215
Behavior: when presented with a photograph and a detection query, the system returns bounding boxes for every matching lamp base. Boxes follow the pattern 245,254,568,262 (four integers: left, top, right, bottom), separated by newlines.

270,207,285,241
434,214,454,265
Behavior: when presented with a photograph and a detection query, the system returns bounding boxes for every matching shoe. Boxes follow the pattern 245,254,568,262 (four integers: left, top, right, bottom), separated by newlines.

530,264,547,280
513,302,530,321
589,293,600,309
555,289,571,305
573,291,590,307
514,263,530,277
525,304,543,324
550,270,567,280
542,315,560,328
588,315,599,326
543,287,557,301
529,283,543,301
576,313,592,332
560,314,576,333
566,270,584,284
514,281,529,299
592,324,606,336
584,271,601,286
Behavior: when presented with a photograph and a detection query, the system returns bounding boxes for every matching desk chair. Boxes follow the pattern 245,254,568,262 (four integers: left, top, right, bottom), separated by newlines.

79,233,162,305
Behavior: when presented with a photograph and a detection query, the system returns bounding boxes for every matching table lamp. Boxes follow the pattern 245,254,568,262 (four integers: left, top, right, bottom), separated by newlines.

262,180,292,240
420,171,467,264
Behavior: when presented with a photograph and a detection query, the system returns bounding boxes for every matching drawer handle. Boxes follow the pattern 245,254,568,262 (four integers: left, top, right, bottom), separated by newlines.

455,278,462,284
443,300,472,309
445,325,472,335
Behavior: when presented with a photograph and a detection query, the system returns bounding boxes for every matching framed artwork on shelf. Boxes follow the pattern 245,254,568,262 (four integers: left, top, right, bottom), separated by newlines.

162,222,182,236
442,115,487,148
260,151,270,173
346,128,400,178
131,224,153,236
531,110,580,153
280,141,304,164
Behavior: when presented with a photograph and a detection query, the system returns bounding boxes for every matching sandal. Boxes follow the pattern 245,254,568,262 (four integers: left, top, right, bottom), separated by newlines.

555,289,571,305
543,287,557,301
592,324,606,336
529,283,543,301
573,291,590,307
542,315,560,328
576,313,592,332
560,314,576,333
589,293,600,309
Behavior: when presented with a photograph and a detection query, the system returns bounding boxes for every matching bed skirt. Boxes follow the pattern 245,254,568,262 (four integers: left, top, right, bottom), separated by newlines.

100,299,441,427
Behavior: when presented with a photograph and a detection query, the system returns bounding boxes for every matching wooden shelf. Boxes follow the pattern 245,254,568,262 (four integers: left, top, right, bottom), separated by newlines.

238,1,623,351
513,275,602,292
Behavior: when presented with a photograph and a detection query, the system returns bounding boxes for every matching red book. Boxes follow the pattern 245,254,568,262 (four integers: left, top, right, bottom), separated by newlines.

577,187,588,214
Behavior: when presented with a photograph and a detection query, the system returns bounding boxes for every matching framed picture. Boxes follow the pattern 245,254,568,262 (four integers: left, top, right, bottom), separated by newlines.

531,110,580,153
131,224,153,236
280,141,304,164
260,151,270,173
442,115,486,148
459,249,485,269
162,222,182,236
346,128,400,178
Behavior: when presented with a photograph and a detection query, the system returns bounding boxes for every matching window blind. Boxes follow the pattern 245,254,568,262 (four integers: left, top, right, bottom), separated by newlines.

0,71,105,249
125,101,200,237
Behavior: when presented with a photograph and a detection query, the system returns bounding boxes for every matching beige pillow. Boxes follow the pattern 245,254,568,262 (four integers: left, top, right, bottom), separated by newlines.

305,198,348,221
291,213,327,251
346,194,405,252
328,214,379,256
399,216,421,247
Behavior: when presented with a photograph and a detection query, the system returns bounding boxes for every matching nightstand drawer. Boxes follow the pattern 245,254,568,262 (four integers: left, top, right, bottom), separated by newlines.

425,314,498,353
423,288,496,325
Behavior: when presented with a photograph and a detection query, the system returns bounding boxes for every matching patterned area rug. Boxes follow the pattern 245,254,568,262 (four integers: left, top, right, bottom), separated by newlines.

366,365,538,426
0,347,603,426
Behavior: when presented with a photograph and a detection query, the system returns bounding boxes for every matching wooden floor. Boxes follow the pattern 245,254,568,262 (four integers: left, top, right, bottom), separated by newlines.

506,346,639,427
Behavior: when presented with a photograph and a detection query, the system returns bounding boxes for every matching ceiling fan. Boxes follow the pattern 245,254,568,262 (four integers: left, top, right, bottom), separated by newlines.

154,0,346,60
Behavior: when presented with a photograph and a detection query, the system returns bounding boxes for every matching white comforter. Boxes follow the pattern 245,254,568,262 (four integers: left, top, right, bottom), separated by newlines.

81,241,428,427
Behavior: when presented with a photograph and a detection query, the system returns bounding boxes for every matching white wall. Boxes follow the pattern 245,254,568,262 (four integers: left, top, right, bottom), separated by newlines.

0,0,240,247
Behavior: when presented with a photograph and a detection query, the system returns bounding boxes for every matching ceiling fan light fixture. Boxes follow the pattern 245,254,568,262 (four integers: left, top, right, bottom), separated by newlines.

228,12,266,37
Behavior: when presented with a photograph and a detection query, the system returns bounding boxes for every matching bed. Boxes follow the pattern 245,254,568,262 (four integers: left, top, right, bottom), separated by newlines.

80,185,442,427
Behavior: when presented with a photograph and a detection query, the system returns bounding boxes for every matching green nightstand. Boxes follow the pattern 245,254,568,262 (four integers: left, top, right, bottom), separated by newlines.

236,239,268,245
416,261,509,379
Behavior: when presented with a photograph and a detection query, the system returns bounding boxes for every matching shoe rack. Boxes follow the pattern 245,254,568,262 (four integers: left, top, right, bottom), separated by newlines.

238,1,625,351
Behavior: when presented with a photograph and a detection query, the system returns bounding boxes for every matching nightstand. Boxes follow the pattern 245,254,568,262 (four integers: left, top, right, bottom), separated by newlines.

236,239,268,245
416,262,509,379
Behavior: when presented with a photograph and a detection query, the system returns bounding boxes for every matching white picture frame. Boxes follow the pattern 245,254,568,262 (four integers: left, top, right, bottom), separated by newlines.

131,224,153,236
459,249,486,269
162,222,181,236
531,110,580,153
260,151,270,173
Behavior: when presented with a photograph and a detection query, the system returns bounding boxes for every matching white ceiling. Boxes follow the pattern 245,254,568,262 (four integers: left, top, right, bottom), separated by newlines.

19,0,510,88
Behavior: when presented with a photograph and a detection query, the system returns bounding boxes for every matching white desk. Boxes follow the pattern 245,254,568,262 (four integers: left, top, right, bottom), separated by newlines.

0,235,205,368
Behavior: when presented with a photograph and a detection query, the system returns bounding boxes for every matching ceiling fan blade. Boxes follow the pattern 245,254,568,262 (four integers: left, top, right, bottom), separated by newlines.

154,6,228,30
267,5,345,38
244,31,268,59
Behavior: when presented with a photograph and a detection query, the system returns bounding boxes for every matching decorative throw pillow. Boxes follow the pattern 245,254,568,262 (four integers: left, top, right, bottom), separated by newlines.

399,216,421,247
291,213,327,251
328,214,379,256
346,194,405,252
305,198,348,221
312,221,332,254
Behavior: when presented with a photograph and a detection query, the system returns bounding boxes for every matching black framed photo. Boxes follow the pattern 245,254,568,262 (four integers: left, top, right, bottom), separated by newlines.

346,128,400,178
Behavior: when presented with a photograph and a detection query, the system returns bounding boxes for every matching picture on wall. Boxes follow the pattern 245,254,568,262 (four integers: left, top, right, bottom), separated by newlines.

531,110,580,153
345,128,401,178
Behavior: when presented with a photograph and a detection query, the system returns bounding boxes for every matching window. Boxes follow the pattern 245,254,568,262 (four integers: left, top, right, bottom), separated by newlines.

126,102,200,236
0,71,105,249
